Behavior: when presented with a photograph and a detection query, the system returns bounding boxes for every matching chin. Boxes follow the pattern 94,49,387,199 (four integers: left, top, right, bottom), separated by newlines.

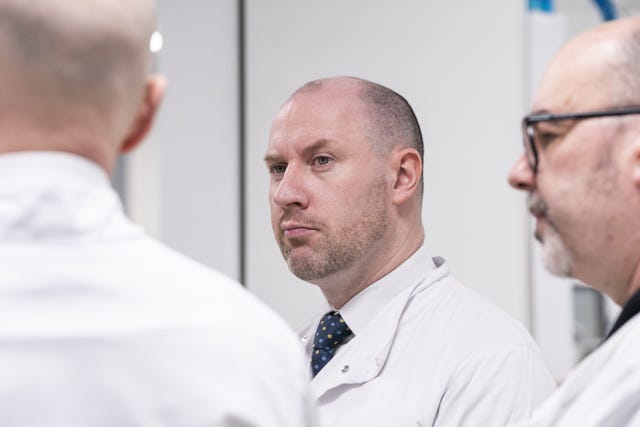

540,229,574,277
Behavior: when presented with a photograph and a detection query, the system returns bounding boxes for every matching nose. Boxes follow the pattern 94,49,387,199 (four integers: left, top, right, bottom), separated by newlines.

508,153,536,191
271,165,310,210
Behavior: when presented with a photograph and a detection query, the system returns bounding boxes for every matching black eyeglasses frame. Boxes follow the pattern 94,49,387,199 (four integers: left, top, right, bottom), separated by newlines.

522,106,640,172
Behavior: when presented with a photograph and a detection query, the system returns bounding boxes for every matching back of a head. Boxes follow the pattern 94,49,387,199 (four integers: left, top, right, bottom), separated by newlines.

0,0,156,142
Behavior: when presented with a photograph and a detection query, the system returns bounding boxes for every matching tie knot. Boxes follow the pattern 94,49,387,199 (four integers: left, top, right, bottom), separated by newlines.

313,311,352,350
311,311,353,377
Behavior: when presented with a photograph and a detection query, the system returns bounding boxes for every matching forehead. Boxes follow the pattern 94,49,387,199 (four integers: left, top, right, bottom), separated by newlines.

532,38,621,114
267,86,370,154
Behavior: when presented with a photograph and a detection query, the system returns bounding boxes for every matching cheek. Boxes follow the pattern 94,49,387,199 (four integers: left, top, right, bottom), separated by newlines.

334,181,384,220
268,184,281,208
539,174,598,240
538,170,573,207
269,197,281,228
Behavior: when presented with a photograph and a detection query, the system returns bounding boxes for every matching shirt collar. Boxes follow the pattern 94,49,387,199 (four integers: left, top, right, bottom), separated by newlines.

0,151,111,189
338,244,436,336
0,151,138,241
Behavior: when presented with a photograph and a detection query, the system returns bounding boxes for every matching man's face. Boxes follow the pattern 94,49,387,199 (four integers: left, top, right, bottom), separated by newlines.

509,40,635,292
265,87,391,283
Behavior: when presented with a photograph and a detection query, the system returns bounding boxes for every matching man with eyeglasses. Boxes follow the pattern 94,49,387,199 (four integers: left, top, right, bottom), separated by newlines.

509,15,640,427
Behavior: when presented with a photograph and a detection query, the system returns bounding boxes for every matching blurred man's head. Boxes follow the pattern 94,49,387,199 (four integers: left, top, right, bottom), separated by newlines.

508,16,640,305
0,0,165,173
266,77,424,307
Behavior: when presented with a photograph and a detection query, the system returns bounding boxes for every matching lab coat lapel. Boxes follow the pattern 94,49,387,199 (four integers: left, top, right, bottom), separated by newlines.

309,306,398,400
309,264,448,400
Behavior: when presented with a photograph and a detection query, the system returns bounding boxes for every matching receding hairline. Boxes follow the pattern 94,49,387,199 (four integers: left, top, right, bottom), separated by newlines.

287,76,425,194
615,18,640,104
289,76,424,152
289,76,367,102
549,16,640,106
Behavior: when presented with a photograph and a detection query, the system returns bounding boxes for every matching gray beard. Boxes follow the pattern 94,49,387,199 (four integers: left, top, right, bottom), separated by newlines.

528,193,574,277
540,226,574,277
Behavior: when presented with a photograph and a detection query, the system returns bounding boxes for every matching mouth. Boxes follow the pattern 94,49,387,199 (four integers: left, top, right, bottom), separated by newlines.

532,218,545,243
281,223,318,239
526,193,549,242
527,193,548,219
529,207,545,220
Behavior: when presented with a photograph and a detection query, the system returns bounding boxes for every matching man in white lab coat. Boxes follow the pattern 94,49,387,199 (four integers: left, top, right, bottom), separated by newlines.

508,15,640,427
265,76,556,426
0,0,316,426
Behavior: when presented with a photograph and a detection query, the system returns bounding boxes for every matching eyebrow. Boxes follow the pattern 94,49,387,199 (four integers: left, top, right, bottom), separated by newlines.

263,153,281,164
264,138,337,164
529,109,551,116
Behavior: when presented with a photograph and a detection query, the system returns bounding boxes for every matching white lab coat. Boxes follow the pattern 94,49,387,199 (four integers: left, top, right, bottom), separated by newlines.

300,246,556,427
0,152,316,427
511,312,640,427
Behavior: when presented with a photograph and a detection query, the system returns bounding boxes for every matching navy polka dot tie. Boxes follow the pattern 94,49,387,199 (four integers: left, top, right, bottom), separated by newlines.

311,311,353,377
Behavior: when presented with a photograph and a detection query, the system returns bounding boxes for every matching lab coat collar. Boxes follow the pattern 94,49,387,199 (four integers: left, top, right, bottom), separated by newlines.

339,245,436,336
0,151,139,241
308,245,448,400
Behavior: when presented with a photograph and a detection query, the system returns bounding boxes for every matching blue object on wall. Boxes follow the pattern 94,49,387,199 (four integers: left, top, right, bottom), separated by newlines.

592,0,618,21
529,0,554,12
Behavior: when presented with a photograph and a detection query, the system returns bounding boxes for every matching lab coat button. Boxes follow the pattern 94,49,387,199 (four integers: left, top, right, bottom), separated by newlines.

342,365,349,373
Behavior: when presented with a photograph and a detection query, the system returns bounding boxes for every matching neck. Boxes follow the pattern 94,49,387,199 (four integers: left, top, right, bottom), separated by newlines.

0,115,115,174
315,225,425,309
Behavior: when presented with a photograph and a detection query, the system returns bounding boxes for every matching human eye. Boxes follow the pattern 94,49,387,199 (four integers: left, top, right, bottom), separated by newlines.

532,123,563,148
312,155,333,167
268,163,287,176
534,131,559,147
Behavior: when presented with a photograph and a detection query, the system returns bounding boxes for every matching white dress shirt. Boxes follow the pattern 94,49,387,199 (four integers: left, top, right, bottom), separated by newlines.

300,245,556,427
511,307,640,427
0,152,316,427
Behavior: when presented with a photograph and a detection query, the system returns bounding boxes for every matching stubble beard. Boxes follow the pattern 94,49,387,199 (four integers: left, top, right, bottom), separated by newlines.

278,177,389,282
528,192,574,277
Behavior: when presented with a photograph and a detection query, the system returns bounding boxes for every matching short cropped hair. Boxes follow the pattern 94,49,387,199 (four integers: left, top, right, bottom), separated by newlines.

358,80,424,162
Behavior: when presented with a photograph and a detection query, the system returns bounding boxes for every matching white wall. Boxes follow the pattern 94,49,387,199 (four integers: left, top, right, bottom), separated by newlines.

245,0,529,330
127,0,241,280
123,3,640,380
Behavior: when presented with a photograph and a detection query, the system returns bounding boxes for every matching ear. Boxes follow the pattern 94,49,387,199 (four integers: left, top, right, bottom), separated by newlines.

390,147,422,206
120,74,168,154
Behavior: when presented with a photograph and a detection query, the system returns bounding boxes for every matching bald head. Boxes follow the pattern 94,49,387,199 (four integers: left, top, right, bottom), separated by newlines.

0,0,162,172
536,16,640,112
294,77,424,159
0,0,156,129
292,77,424,193
612,17,640,104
